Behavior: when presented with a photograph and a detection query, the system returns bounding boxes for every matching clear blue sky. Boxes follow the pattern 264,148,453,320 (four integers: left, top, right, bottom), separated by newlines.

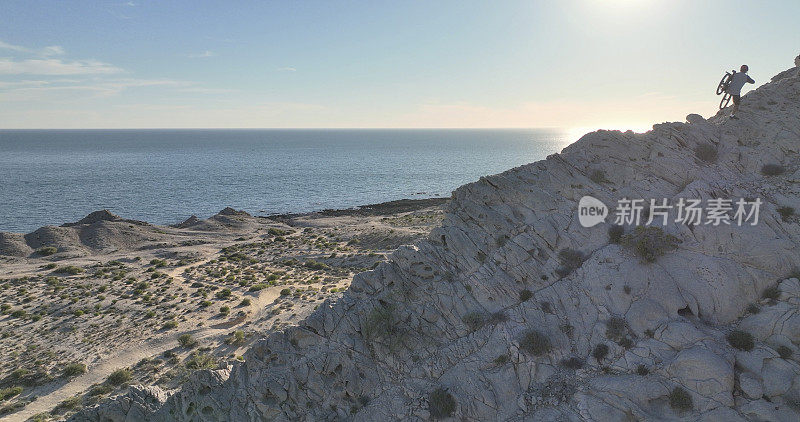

1,0,798,129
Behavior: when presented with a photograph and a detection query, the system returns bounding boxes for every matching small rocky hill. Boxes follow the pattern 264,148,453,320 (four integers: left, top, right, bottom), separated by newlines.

73,54,800,421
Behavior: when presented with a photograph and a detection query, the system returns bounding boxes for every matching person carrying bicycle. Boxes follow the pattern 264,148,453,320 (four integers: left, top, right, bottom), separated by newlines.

726,65,755,119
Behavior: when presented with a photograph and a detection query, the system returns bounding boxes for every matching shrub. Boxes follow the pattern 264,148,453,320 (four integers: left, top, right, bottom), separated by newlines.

428,388,456,419
589,169,609,184
561,357,583,369
363,305,401,347
726,330,754,351
162,320,178,330
669,387,693,412
556,248,586,278
225,330,245,346
249,283,267,292
88,384,113,396
0,386,22,401
605,317,626,340
494,354,509,365
280,288,291,296
178,333,197,348
519,289,533,302
63,362,86,377
199,300,212,308
239,298,251,306
694,144,718,163
215,288,232,299
10,309,26,319
107,369,131,386
636,364,649,375
36,246,58,256
219,306,230,315
777,345,793,359
519,330,552,356
592,343,609,361
185,351,217,370
762,285,781,300
621,226,680,263
777,206,795,222
56,395,82,411
761,164,785,176
56,265,83,275
462,311,485,332
746,303,760,314
608,225,624,244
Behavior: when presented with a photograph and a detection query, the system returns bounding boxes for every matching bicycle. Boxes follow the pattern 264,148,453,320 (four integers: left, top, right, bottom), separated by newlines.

716,70,736,109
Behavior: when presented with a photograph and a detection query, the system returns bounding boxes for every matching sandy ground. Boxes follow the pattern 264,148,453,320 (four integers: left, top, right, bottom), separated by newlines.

0,198,447,421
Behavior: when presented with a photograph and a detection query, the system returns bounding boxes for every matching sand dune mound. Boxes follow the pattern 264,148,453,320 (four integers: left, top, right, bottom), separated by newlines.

0,232,34,257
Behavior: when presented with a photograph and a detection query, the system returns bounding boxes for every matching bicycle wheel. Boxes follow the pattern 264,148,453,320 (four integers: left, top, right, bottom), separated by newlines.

716,72,732,95
719,93,731,110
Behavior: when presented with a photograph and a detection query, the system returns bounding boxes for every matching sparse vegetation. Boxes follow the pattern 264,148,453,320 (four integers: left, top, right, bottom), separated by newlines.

621,226,680,263
589,169,609,184
0,386,23,401
428,387,456,419
225,330,245,346
519,289,533,302
777,206,795,222
636,364,649,375
777,345,793,359
519,330,552,356
726,330,754,351
185,351,217,369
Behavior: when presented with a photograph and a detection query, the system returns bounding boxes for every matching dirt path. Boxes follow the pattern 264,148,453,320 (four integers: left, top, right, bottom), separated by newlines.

9,286,281,422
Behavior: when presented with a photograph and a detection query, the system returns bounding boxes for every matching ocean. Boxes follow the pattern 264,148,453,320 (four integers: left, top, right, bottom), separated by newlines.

0,129,573,233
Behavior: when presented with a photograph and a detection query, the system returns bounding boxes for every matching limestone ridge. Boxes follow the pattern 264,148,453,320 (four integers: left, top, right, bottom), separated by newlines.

74,54,800,421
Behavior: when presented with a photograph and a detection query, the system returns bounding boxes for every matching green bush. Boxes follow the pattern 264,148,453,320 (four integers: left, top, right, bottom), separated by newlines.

249,283,267,292
669,387,693,412
185,351,217,370
280,288,291,296
621,226,680,263
494,354,509,365
428,388,456,419
63,362,86,377
605,317,626,340
178,334,197,348
726,330,754,351
56,395,82,411
107,369,131,386
0,386,23,401
56,266,84,275
556,249,586,277
199,300,212,307
225,330,245,346
519,289,533,302
363,305,403,350
162,320,178,330
10,309,26,319
636,364,649,375
239,298,251,306
215,288,232,299
519,330,552,356
219,306,230,315
36,246,58,256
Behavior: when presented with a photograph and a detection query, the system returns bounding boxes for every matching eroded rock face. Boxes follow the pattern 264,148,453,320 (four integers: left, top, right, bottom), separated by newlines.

73,54,800,421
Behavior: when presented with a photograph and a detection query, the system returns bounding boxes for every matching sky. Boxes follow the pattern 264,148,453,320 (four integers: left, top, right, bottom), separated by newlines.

0,0,798,130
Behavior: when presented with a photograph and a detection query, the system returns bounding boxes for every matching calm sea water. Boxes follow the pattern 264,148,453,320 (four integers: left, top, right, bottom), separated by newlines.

0,129,572,233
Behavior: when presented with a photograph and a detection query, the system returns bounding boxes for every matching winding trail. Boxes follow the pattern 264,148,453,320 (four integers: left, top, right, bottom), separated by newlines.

9,286,281,422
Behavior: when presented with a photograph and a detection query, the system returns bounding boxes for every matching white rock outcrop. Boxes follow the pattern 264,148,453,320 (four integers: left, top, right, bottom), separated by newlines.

73,54,800,421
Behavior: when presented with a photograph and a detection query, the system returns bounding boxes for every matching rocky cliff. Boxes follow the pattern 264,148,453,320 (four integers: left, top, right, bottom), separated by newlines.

73,54,800,421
